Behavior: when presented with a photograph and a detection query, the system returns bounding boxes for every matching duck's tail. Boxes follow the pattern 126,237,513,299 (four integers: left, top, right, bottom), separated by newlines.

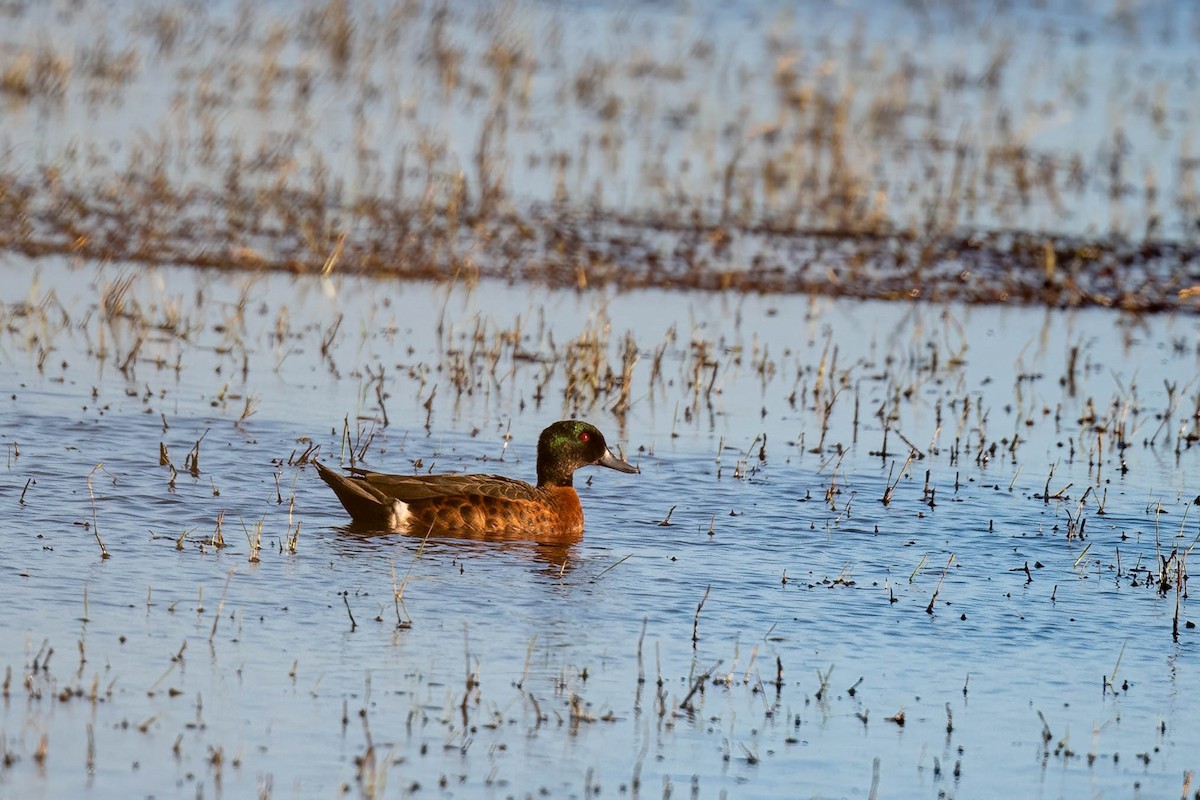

314,461,390,526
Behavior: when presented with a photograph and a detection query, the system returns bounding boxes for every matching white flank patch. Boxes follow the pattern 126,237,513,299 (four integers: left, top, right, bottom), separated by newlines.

389,500,412,532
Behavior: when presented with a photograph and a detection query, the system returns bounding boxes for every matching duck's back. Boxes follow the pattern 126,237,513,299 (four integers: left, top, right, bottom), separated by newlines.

351,470,539,502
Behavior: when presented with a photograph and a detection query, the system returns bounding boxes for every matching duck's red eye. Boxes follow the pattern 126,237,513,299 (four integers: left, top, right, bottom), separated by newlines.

579,431,591,442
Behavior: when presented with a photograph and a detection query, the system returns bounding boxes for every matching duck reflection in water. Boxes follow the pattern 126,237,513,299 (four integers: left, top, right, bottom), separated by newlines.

329,522,583,573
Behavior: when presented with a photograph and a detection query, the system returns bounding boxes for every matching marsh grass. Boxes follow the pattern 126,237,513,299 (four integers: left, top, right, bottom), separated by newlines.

0,1,1196,310
85,463,110,560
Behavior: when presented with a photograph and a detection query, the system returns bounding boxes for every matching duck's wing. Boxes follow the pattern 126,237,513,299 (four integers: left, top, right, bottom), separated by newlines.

350,470,541,503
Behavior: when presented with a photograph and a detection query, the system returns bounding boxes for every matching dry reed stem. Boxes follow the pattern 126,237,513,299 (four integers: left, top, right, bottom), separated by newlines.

85,464,110,559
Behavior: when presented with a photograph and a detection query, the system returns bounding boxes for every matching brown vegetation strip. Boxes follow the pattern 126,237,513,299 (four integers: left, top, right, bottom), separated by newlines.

1,171,1196,312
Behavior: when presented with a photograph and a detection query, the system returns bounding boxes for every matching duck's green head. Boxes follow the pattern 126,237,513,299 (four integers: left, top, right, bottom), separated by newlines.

536,420,639,487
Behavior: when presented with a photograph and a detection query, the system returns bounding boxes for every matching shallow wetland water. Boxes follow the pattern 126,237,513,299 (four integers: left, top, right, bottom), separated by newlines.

2,258,1200,798
2,0,1200,798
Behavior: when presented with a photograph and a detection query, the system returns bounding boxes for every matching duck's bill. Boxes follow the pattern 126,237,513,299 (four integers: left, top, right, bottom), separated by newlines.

597,448,640,474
